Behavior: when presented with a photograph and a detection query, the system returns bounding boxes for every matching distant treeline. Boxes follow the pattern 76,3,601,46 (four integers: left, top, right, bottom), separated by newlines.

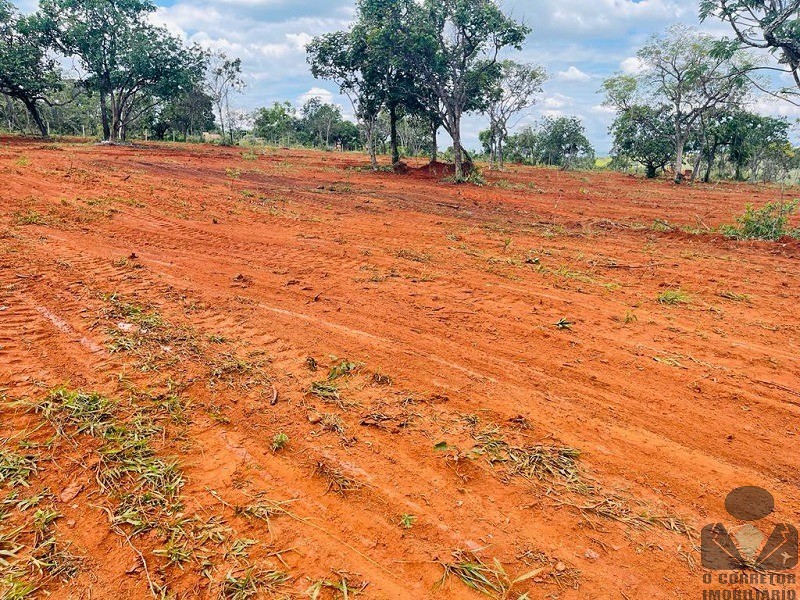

3,0,800,183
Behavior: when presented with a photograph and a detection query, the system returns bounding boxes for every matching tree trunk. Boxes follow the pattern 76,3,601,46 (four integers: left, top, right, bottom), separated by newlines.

498,130,505,170
690,153,702,183
21,98,48,138
645,164,657,179
450,109,464,180
100,92,111,140
703,146,717,183
389,104,400,165
452,130,463,179
217,101,226,144
673,135,685,184
430,121,438,163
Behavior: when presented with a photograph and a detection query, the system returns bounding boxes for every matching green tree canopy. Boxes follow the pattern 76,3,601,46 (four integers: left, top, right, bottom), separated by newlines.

0,0,60,136
700,0,800,95
610,106,674,178
402,0,530,178
35,0,207,141
537,116,595,169
603,25,754,183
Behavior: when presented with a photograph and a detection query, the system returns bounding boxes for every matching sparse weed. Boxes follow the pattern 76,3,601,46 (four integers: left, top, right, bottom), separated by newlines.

400,514,416,529
470,429,584,490
220,568,288,600
371,372,392,386
438,550,542,598
309,381,340,402
271,433,289,452
555,493,689,534
623,311,638,325
32,387,115,436
396,248,432,263
0,571,38,600
327,359,360,380
555,318,573,330
305,573,367,598
29,536,83,581
153,533,192,569
13,211,46,226
657,289,691,305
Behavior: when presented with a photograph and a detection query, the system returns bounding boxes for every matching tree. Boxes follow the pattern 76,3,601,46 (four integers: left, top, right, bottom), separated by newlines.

354,0,427,165
604,26,753,183
301,98,342,148
307,30,384,168
504,125,540,164
207,53,244,145
253,102,298,146
700,0,800,96
724,111,790,180
610,106,674,178
309,0,432,168
0,0,60,137
157,86,215,140
537,116,594,170
396,113,432,157
402,0,530,179
484,61,546,169
35,0,206,142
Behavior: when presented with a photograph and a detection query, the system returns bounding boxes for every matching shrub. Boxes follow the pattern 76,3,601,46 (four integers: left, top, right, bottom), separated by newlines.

721,200,799,241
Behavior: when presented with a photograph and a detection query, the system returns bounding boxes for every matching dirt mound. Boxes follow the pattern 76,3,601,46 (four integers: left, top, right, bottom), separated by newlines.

409,160,455,178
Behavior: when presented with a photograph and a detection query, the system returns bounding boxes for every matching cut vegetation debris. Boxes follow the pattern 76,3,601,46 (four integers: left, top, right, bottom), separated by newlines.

471,430,583,489
314,461,362,496
438,550,545,599
0,448,38,488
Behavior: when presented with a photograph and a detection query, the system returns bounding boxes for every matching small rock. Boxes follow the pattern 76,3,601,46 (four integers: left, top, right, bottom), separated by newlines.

66,520,76,528
584,549,600,560
464,539,482,552
125,560,142,575
555,562,567,572
308,413,322,424
59,480,84,503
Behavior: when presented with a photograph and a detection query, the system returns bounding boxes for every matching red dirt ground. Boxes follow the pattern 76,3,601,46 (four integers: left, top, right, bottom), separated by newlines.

0,137,798,599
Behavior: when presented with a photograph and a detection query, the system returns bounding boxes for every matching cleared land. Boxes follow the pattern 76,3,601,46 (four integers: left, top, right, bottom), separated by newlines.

0,137,798,599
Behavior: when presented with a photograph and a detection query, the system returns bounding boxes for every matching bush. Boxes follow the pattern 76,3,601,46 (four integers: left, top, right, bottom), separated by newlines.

721,200,799,241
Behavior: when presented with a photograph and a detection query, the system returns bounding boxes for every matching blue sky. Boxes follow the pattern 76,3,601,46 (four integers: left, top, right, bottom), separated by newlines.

16,0,800,152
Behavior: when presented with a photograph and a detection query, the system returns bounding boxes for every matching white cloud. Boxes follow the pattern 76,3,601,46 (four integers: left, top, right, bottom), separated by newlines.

297,87,336,107
557,66,592,82
541,93,573,109
620,56,645,75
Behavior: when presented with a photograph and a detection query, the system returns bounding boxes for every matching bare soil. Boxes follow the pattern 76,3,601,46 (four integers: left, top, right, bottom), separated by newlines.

1,137,798,599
